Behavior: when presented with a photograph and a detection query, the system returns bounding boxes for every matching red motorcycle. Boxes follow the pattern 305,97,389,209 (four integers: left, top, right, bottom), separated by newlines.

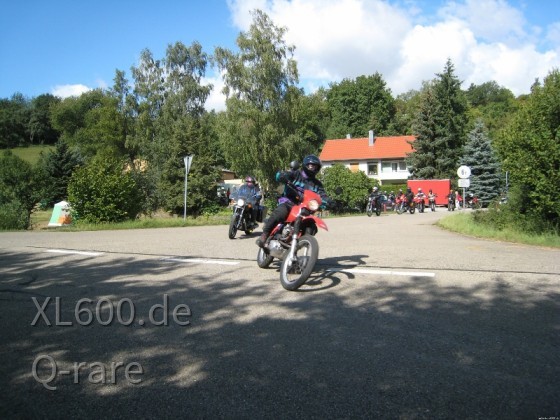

256,186,329,291
413,194,426,213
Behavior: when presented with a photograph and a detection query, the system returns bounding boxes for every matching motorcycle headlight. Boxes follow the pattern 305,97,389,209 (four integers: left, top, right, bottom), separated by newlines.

308,199,319,211
237,198,245,206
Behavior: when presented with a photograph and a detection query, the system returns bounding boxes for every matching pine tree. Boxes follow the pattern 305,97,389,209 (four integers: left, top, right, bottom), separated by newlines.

460,119,501,205
407,60,468,179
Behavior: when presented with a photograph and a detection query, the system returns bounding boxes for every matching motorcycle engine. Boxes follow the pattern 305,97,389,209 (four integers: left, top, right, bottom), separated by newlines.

267,240,286,259
281,225,293,240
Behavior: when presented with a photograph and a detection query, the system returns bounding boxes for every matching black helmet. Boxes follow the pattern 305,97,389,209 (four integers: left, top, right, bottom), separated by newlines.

302,155,322,177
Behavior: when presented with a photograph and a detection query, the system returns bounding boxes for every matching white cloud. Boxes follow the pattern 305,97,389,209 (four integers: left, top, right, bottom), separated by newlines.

203,73,227,112
51,84,92,99
227,0,560,96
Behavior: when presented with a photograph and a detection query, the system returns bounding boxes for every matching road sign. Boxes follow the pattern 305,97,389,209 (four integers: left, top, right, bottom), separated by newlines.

184,155,194,174
458,178,470,188
457,165,471,179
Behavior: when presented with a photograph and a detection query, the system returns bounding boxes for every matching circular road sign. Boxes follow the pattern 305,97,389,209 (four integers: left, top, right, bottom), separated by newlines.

457,165,471,179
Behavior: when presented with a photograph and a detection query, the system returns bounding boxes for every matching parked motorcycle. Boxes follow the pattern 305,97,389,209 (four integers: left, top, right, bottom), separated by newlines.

447,195,456,211
256,184,331,291
414,194,426,213
396,197,416,214
428,194,437,212
465,193,481,209
228,192,260,239
366,195,382,217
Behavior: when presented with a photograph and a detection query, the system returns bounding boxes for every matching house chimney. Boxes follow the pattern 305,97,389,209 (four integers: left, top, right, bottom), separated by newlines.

369,130,375,146
346,134,351,139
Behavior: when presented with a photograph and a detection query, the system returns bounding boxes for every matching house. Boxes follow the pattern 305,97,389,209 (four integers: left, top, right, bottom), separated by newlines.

319,131,416,185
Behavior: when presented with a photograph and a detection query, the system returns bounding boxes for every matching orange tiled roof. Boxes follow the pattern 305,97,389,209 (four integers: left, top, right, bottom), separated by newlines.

319,136,416,161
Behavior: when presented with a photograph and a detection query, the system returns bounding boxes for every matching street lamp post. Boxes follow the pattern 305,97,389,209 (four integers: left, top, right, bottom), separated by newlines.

183,155,194,220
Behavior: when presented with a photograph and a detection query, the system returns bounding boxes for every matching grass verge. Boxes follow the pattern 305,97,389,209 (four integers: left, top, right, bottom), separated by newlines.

437,212,560,248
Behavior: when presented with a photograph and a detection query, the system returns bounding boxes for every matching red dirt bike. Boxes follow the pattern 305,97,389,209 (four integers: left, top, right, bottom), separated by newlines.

414,194,426,213
256,185,330,291
465,193,481,209
428,194,437,211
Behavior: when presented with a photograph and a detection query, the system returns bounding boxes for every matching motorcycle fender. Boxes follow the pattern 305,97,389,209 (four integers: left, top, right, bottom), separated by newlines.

308,215,328,231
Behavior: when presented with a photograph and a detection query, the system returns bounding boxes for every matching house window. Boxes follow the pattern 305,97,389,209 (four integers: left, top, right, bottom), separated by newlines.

382,161,406,173
368,163,378,175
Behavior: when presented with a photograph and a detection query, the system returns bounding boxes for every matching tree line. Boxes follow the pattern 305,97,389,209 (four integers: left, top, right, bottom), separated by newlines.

0,9,558,234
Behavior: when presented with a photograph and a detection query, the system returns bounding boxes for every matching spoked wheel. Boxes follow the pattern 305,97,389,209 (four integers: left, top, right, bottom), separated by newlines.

366,204,372,217
280,235,318,291
396,203,404,215
228,216,238,239
257,247,274,268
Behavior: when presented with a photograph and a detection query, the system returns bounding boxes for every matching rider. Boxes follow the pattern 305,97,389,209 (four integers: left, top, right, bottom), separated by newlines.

415,187,426,200
405,187,415,207
256,155,331,248
236,176,262,228
369,186,381,209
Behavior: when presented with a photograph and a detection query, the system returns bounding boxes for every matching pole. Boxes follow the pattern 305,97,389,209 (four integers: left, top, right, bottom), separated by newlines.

183,167,188,220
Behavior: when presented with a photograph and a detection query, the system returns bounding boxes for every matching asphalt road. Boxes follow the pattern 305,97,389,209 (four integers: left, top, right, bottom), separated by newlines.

1,209,559,419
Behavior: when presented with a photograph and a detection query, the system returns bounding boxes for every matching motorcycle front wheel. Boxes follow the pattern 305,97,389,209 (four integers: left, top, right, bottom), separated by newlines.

280,234,319,291
257,247,274,268
375,207,381,216
396,204,404,215
228,215,238,239
366,204,372,217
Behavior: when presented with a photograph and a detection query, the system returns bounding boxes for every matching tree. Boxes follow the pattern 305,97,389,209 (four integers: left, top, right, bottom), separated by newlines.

320,164,376,211
35,140,83,207
214,9,305,188
129,41,219,215
67,157,143,223
460,119,501,205
326,73,395,138
0,150,38,229
50,90,127,160
465,81,517,139
0,93,29,148
495,69,560,231
407,60,468,179
28,94,60,145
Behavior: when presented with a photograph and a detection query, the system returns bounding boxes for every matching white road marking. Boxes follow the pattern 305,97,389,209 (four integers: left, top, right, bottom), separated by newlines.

326,267,435,278
161,257,240,266
46,249,103,257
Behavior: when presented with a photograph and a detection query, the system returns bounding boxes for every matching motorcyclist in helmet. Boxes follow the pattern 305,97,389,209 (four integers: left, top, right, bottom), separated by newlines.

256,155,332,248
405,187,414,206
369,186,381,210
236,176,262,228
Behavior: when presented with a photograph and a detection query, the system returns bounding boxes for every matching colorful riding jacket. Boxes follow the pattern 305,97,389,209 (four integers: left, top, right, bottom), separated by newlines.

275,169,330,207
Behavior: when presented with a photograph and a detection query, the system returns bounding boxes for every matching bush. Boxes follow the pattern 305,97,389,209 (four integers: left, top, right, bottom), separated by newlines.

0,201,30,230
67,158,144,223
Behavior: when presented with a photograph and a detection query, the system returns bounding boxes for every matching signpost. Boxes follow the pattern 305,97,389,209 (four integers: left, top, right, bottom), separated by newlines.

183,155,194,220
457,165,470,209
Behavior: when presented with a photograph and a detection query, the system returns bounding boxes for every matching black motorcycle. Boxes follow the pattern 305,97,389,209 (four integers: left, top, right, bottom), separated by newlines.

447,195,456,211
366,195,383,217
228,193,260,239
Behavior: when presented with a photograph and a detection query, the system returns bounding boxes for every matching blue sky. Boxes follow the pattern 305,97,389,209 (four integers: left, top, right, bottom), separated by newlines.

1,0,559,110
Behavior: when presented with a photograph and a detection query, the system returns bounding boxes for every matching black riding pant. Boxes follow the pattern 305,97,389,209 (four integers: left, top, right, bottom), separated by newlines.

262,202,292,236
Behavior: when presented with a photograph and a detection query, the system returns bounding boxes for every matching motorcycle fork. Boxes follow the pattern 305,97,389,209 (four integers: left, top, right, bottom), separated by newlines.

286,215,302,266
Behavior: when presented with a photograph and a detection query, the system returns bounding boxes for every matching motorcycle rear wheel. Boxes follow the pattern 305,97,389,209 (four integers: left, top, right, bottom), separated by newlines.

257,247,274,268
228,216,238,239
280,235,318,291
375,207,381,216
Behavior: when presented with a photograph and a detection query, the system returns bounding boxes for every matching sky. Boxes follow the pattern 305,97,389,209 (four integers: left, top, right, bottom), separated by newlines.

1,0,559,111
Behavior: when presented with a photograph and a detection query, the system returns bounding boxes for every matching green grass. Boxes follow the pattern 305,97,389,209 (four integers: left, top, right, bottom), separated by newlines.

7,145,54,164
30,208,232,231
437,212,560,248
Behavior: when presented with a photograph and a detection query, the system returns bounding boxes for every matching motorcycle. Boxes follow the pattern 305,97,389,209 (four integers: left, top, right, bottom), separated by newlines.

447,195,456,211
414,194,426,213
428,194,437,212
228,192,260,239
465,193,481,209
256,183,330,291
366,195,382,217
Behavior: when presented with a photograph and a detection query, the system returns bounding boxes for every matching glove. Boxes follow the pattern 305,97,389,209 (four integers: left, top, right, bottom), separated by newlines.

276,171,290,183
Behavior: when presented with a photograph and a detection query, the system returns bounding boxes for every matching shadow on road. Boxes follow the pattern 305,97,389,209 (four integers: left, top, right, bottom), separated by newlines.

0,249,558,419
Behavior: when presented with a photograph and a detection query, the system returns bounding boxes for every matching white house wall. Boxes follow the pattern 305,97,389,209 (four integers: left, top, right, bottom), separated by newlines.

322,161,411,184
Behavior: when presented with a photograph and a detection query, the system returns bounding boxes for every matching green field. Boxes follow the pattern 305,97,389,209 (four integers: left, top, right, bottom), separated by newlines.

5,145,54,164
